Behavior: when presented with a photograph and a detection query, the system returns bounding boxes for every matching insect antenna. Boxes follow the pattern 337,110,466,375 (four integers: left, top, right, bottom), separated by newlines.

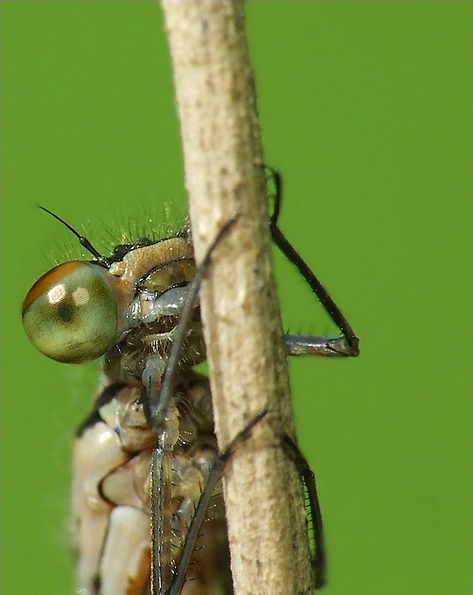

39,206,109,267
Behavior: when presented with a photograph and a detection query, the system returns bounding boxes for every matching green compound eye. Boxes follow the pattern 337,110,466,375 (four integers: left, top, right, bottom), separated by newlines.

22,261,118,363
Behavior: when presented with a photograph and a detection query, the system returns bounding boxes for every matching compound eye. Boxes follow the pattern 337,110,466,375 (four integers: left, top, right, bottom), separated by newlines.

22,261,117,363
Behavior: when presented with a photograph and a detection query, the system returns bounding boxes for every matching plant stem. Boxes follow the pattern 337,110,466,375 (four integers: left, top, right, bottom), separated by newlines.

160,2,313,593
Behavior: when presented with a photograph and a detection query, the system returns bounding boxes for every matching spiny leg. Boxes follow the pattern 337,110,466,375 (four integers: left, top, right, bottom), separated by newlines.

265,166,359,358
281,434,326,590
264,166,359,588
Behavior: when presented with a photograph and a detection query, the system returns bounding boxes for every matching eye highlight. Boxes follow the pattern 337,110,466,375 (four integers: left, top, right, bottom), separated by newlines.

22,261,118,363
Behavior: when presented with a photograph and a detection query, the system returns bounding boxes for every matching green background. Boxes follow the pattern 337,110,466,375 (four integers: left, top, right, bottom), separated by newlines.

1,2,471,594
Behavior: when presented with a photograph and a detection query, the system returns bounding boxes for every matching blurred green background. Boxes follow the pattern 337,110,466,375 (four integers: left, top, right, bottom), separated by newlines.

1,2,471,595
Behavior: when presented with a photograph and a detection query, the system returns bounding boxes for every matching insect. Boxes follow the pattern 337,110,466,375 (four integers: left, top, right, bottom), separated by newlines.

21,169,359,595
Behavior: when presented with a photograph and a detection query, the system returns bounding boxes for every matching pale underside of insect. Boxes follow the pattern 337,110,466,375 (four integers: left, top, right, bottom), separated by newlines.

22,171,359,595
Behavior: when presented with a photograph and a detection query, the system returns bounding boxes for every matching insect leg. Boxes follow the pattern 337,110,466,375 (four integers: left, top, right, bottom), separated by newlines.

168,409,268,595
284,333,357,358
266,167,360,358
281,434,326,590
150,437,174,595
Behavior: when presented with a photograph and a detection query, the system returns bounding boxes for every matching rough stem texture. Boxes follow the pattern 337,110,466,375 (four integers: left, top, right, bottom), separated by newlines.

161,2,313,594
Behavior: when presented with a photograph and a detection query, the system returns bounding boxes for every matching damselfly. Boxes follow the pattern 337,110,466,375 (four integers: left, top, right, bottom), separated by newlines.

22,170,359,595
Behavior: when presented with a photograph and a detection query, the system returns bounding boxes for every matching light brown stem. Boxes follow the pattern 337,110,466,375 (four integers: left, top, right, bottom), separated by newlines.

160,2,313,594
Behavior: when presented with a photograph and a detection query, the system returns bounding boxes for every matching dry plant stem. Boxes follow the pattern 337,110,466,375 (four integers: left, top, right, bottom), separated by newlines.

161,2,313,594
